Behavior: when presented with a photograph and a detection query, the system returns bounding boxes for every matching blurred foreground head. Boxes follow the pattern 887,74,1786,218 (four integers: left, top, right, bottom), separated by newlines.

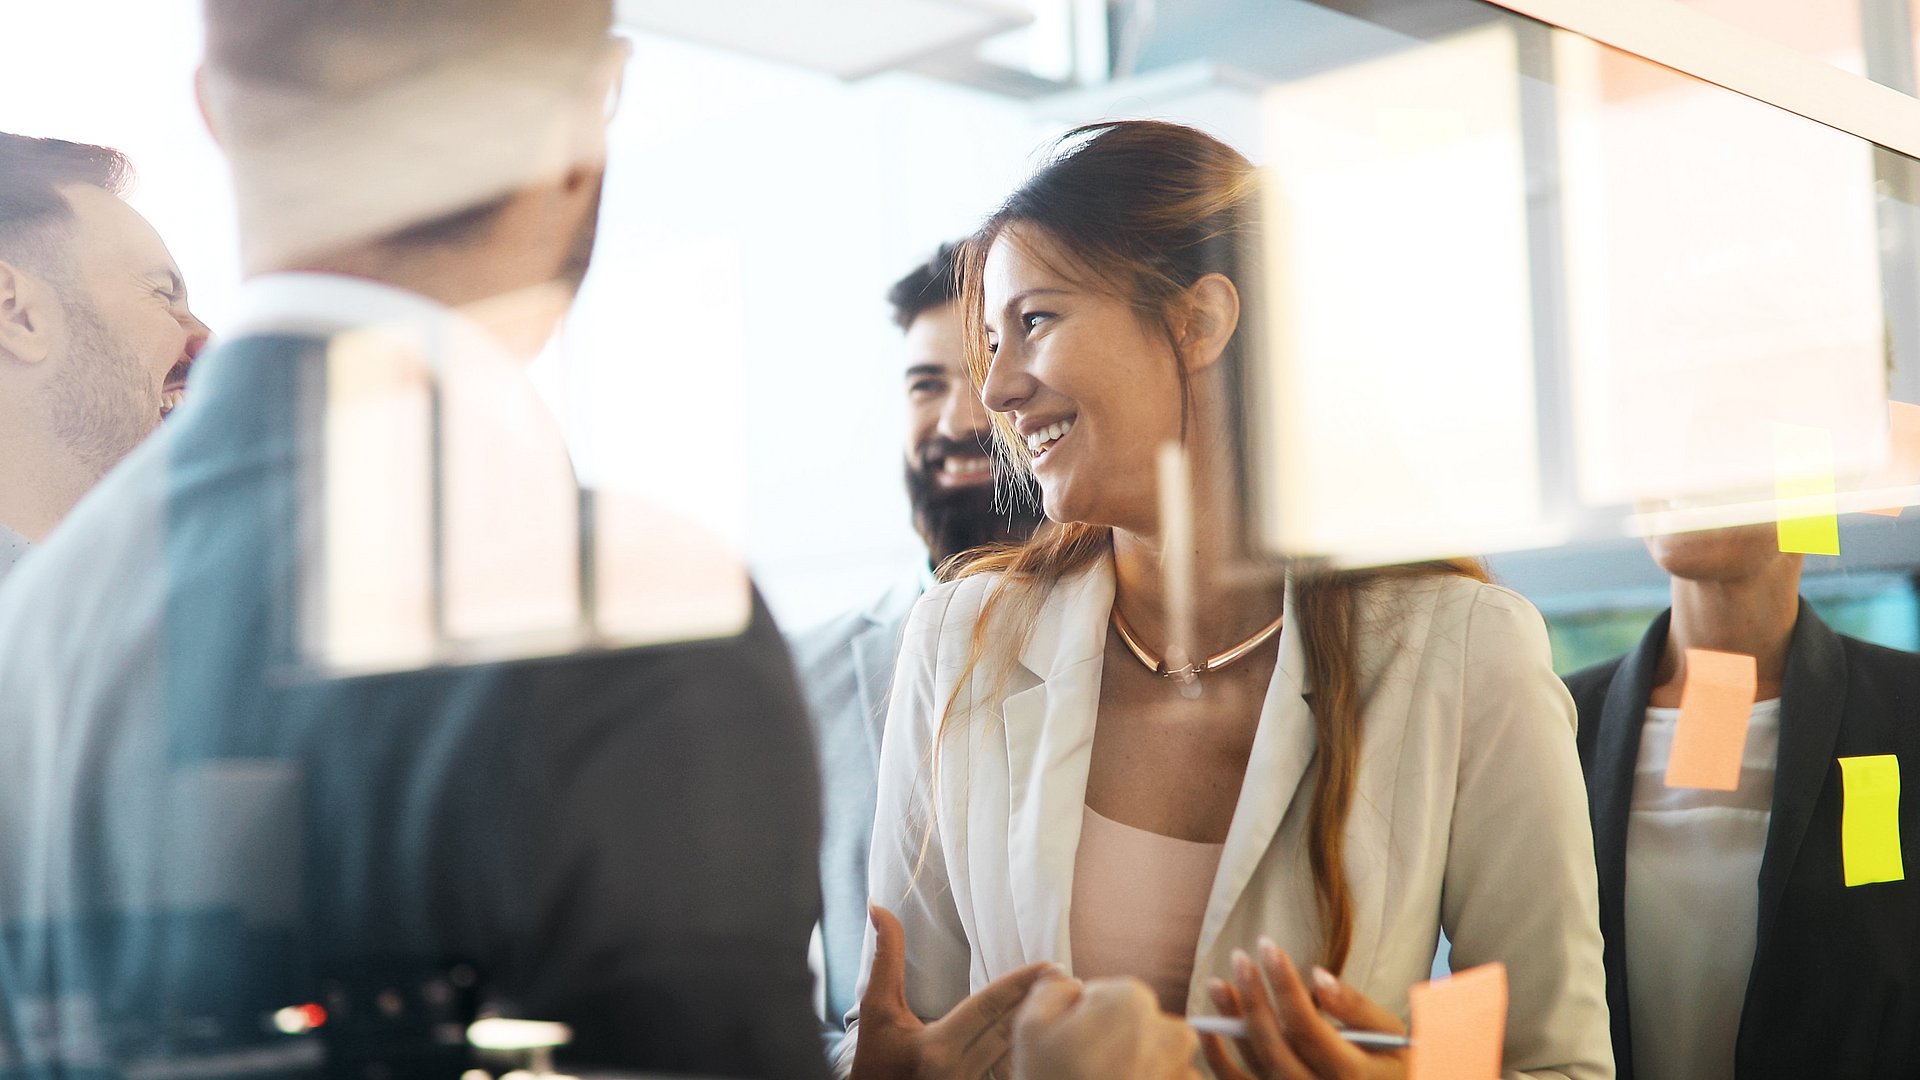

0,133,208,541
197,0,624,330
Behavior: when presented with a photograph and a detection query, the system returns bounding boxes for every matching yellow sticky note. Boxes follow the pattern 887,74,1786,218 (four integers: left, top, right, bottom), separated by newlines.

1665,649,1757,791
1861,402,1920,518
1409,962,1506,1080
1773,422,1841,556
1839,755,1904,887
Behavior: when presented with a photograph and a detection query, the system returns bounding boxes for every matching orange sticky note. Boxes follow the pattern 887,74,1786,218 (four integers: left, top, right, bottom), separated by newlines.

1409,962,1506,1080
1861,402,1920,518
1665,648,1758,791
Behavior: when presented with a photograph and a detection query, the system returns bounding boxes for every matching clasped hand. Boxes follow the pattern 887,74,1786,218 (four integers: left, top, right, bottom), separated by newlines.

850,905,1197,1080
850,905,1406,1080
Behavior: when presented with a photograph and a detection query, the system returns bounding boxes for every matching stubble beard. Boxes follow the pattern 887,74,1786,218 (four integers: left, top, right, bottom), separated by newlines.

42,298,159,480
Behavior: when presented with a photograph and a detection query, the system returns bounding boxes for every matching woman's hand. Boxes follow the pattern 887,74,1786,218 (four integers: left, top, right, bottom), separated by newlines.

851,904,1060,1080
1200,938,1408,1080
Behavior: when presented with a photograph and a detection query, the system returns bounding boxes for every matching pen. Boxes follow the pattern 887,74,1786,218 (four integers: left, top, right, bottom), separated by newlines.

1187,1015,1412,1050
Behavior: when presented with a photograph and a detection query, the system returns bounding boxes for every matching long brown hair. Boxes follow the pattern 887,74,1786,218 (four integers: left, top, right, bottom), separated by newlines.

939,120,1483,974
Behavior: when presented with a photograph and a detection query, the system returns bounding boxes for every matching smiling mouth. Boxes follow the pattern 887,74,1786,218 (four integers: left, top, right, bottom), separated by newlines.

935,452,994,488
160,358,191,419
1025,417,1076,462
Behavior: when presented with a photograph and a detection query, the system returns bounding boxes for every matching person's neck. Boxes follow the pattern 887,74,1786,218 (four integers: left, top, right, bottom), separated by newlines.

1108,452,1281,663
0,425,100,542
262,246,569,363
1653,560,1803,706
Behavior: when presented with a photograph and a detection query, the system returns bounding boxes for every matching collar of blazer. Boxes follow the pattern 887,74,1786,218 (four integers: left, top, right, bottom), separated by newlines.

997,554,1319,971
849,576,927,766
1589,599,1846,1080
1757,601,1846,952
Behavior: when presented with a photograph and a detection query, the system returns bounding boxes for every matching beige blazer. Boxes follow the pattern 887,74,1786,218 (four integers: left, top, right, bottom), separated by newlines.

843,557,1613,1079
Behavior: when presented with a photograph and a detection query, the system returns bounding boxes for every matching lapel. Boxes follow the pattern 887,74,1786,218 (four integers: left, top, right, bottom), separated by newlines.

996,563,1319,969
1752,601,1847,954
1588,609,1669,1080
849,578,923,770
1194,577,1316,964
1002,561,1114,965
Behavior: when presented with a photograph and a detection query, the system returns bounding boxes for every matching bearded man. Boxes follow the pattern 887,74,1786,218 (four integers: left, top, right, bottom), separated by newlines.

790,242,1046,1047
0,132,208,581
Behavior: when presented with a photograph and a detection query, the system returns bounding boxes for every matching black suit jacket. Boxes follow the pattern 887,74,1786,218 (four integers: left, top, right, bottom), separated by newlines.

0,332,827,1078
1566,603,1920,1080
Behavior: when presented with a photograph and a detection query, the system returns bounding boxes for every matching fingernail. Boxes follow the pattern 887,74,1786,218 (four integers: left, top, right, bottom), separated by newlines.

1044,963,1070,979
1258,936,1282,966
1208,976,1229,1001
1232,949,1255,982
1311,966,1340,998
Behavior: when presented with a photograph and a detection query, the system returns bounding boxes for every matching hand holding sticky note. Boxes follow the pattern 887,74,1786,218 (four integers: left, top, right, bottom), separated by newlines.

1665,648,1758,791
1409,962,1506,1080
1839,755,1904,887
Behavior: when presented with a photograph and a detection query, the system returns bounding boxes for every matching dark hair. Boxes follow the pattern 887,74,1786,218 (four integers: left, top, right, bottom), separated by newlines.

0,132,133,273
886,242,961,331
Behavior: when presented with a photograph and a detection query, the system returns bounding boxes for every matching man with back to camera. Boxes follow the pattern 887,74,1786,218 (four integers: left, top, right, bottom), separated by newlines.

0,2,827,1076
1564,519,1920,1080
0,133,209,582
789,243,1045,1045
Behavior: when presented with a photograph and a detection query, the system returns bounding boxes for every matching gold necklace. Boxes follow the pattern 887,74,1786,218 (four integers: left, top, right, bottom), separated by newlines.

1110,604,1284,681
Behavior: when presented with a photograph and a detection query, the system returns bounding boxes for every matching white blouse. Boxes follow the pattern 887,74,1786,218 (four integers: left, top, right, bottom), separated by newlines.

1625,699,1781,1080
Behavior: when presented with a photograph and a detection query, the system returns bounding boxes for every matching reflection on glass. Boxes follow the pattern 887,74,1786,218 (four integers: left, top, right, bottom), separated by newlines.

307,295,749,678
1557,34,1888,514
1243,1,1910,565
1251,21,1542,565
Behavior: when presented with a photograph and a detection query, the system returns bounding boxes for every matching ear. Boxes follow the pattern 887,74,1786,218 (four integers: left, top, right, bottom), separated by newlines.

1176,272,1241,373
0,260,55,367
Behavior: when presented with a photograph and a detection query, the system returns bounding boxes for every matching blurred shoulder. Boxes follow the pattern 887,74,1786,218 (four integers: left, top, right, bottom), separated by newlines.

1356,571,1546,636
1562,654,1626,704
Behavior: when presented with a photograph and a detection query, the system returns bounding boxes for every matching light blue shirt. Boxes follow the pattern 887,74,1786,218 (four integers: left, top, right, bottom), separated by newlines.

0,525,25,586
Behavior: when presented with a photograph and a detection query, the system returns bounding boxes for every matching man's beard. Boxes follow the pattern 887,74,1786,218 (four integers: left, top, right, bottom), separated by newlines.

906,437,1046,567
42,298,158,479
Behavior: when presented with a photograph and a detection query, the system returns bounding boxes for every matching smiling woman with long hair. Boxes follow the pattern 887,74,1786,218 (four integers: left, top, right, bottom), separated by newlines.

840,121,1611,1080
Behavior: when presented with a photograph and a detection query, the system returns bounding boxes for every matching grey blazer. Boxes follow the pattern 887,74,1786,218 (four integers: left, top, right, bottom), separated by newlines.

789,577,923,1033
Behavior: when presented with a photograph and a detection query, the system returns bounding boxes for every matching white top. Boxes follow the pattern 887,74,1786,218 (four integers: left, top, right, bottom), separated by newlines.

1070,805,1225,1013
1625,698,1782,1080
840,561,1614,1080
